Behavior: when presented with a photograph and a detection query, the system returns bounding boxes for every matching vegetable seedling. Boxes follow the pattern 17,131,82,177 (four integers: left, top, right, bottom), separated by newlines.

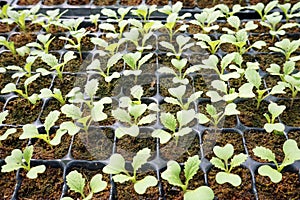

26,33,55,55
269,38,300,62
103,148,158,195
253,139,300,183
1,145,46,179
249,1,278,21
61,170,107,200
0,36,30,56
194,34,222,54
6,56,37,78
161,155,214,200
263,102,286,135
122,52,154,77
210,143,248,186
39,88,66,105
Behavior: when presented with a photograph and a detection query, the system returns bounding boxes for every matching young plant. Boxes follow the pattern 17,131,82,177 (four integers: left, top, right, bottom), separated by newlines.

61,170,107,200
39,88,66,105
194,34,222,54
122,52,153,77
216,4,243,18
263,102,286,135
89,13,100,31
161,155,214,200
260,13,298,41
152,109,195,145
5,5,40,32
41,51,76,80
101,7,131,22
62,79,112,134
99,20,129,40
55,17,84,31
164,85,203,110
278,2,300,21
220,29,266,54
6,56,37,78
269,38,300,62
59,28,90,61
206,80,239,103
1,145,46,179
197,103,240,128
103,148,158,195
0,111,17,144
222,15,258,34
91,37,124,56
26,34,55,55
249,1,278,21
159,35,194,59
20,110,79,146
253,139,300,183
189,8,223,33
0,36,30,56
210,143,248,186
0,4,10,19
112,85,158,138
157,58,200,85
86,53,123,83
1,73,40,104
122,28,154,52
131,4,157,21
238,69,286,109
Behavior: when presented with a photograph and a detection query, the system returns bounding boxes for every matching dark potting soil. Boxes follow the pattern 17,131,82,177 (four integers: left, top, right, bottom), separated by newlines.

17,166,64,199
17,0,39,5
146,0,169,6
198,0,247,8
244,130,286,163
43,0,65,5
208,168,255,199
67,0,90,5
93,0,116,5
0,52,27,69
0,170,16,200
278,99,300,127
120,0,142,5
17,75,53,96
9,33,37,48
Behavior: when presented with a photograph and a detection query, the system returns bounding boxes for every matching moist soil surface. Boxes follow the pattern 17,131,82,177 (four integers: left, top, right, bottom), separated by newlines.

0,170,16,200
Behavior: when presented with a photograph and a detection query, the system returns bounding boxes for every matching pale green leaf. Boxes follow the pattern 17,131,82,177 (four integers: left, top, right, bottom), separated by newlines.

90,174,107,193
258,165,282,183
216,171,241,186
27,165,46,179
134,176,158,194
132,148,151,171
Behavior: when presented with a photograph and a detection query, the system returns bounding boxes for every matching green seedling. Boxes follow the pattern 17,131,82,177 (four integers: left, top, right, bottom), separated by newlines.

157,58,200,85
99,20,129,40
101,7,131,22
1,73,40,104
26,34,55,55
194,34,222,54
1,145,46,179
249,1,278,21
263,102,286,135
216,4,243,18
152,109,195,145
164,85,203,110
159,35,194,59
161,155,214,200
122,28,154,52
253,139,300,183
269,38,300,61
0,36,30,56
122,52,154,77
39,88,66,105
278,2,300,21
222,15,258,34
112,85,158,138
131,4,157,21
206,80,238,103
103,148,158,195
210,144,248,186
61,170,107,200
6,56,37,78
197,103,240,128
89,13,100,30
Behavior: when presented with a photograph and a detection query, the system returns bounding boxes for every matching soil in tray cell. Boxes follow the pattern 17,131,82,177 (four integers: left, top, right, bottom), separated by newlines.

244,130,286,163
9,33,37,48
159,76,193,97
120,0,142,5
17,75,53,96
53,74,87,96
236,99,269,128
0,170,16,200
64,167,111,199
116,128,157,162
0,23,15,33
197,0,247,8
208,168,255,199
0,73,16,92
202,130,245,160
17,166,64,199
0,52,27,68
288,130,300,147
254,53,286,72
159,130,201,163
115,169,160,200
43,0,65,5
67,0,90,5
93,0,116,6
0,127,28,159
4,97,43,125
277,99,300,127
146,0,168,6
71,128,114,160
17,0,39,5
256,171,300,200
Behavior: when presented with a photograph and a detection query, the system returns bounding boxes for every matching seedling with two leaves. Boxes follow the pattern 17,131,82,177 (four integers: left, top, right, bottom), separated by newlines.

26,33,55,55
62,170,107,200
122,52,154,77
210,143,248,186
263,102,286,135
206,80,239,103
269,38,300,62
161,155,214,200
5,56,37,78
0,36,30,56
112,85,158,138
152,109,196,145
1,145,46,179
222,15,258,34
131,4,157,21
253,139,300,183
103,148,158,195
249,1,278,21
278,2,300,21
39,88,66,105
194,34,222,54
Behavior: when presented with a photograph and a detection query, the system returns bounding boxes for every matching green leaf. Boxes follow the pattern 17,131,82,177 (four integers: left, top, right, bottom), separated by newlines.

164,97,181,107
253,146,276,163
138,114,156,125
230,153,248,168
134,176,158,194
107,53,123,68
66,170,85,194
50,129,67,146
0,128,16,141
132,148,151,171
1,83,17,93
91,102,108,122
216,171,241,186
238,83,255,98
197,113,210,124
258,165,282,183
0,110,9,124
129,104,147,119
282,139,300,167
23,145,33,165
61,104,82,120
103,154,127,174
1,149,23,172
112,108,132,124
168,85,186,101
184,186,214,200
112,174,132,183
60,121,80,136
268,102,286,119
90,174,107,193
42,53,58,67
44,110,60,132
176,109,195,128
85,79,99,99
213,144,234,161
224,103,240,116
161,160,184,187
20,124,39,140
184,155,200,184
157,67,176,75
174,127,192,137
115,125,139,138
27,165,46,179
151,129,172,144
245,69,261,89
227,16,240,30
264,123,285,133
160,113,177,132
130,85,143,100
210,157,225,171
171,58,187,71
